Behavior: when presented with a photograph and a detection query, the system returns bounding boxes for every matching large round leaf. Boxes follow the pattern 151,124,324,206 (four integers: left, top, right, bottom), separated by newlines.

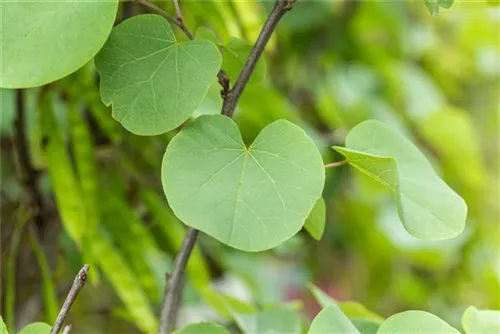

95,14,222,136
162,115,324,251
1,0,118,88
377,311,460,334
334,120,467,240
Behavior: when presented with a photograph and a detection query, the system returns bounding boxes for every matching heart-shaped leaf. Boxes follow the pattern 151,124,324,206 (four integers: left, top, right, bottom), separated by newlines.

462,306,500,334
377,311,460,334
334,120,467,240
95,14,222,135
162,115,324,251
1,1,118,88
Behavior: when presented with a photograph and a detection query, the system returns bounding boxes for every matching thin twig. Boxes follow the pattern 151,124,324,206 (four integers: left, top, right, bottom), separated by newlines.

324,160,347,169
158,228,198,334
49,265,90,334
135,0,230,97
62,325,71,334
222,0,297,117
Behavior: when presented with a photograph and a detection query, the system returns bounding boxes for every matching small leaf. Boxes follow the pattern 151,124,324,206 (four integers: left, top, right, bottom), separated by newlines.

304,198,326,240
95,14,222,135
1,1,118,88
309,305,360,334
199,288,256,319
17,322,51,334
462,306,500,334
162,115,325,251
352,319,380,334
1,316,9,334
174,322,229,334
222,38,266,82
377,311,460,334
333,120,467,240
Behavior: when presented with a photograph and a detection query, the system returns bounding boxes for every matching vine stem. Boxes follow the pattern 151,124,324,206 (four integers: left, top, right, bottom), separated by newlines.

324,160,347,169
49,265,90,334
222,0,297,117
157,1,296,333
158,228,198,333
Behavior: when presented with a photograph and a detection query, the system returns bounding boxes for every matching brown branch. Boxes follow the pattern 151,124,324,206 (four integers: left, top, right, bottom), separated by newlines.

158,228,198,334
135,0,230,99
49,265,90,334
222,0,297,117
14,89,45,228
324,160,347,169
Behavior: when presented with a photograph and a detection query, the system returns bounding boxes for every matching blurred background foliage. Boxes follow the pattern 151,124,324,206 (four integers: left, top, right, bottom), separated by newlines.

1,1,498,333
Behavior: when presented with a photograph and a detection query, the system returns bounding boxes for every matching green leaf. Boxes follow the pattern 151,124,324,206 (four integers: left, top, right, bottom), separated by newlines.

222,38,266,83
95,14,222,135
0,89,15,136
333,120,467,240
377,311,460,334
353,319,380,334
93,230,157,333
162,115,325,251
309,305,360,334
234,308,301,334
17,322,51,334
199,288,256,319
40,93,85,243
1,316,9,334
0,1,118,88
174,322,229,334
438,0,454,8
304,198,326,240
195,27,220,44
425,0,440,15
462,306,500,334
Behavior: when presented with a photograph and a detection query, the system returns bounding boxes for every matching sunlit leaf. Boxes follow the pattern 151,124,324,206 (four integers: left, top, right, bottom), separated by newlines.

462,306,500,334
17,322,51,334
304,197,326,240
378,311,460,333
162,115,325,251
95,14,222,135
0,1,118,88
195,27,219,44
334,120,467,240
174,322,229,334
308,305,360,334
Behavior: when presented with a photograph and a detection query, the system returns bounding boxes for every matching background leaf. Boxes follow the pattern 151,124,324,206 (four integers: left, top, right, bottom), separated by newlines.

174,322,229,334
308,305,360,334
17,322,51,334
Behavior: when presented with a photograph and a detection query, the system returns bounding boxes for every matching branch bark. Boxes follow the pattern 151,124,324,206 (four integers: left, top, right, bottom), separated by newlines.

157,1,296,333
158,228,198,334
49,265,90,334
222,0,296,117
